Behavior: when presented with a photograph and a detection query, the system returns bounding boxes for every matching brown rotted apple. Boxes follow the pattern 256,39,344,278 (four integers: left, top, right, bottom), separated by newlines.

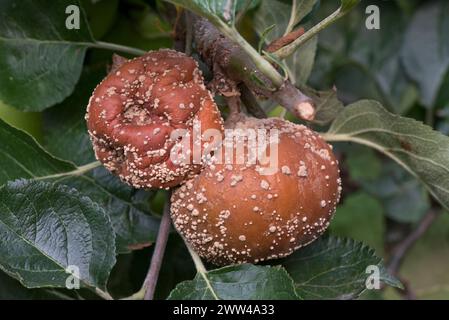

86,49,224,189
171,117,341,265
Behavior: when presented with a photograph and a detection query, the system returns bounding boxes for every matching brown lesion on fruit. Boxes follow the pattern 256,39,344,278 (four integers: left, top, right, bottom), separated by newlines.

86,49,224,189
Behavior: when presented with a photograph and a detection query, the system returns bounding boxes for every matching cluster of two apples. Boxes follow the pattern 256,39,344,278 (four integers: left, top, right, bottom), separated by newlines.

86,50,341,266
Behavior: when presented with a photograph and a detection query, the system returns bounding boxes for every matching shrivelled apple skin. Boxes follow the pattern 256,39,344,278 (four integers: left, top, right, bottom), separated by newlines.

86,49,223,189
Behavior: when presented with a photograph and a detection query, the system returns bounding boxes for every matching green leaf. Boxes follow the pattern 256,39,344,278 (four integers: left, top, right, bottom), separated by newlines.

43,67,105,166
270,0,361,59
346,145,382,181
325,99,449,212
80,0,119,39
0,101,43,140
0,270,74,299
0,179,116,290
312,1,416,114
89,5,172,63
379,265,403,290
286,35,317,85
437,104,449,135
0,118,75,186
164,0,237,25
345,146,429,223
254,0,297,43
257,24,276,53
235,0,260,16
340,0,360,13
128,0,173,40
435,71,449,111
168,264,299,300
56,168,160,254
288,0,319,32
282,236,400,299
330,193,384,254
361,162,430,223
0,0,96,111
254,0,317,41
254,1,320,89
401,0,449,107
163,0,285,87
2,116,158,254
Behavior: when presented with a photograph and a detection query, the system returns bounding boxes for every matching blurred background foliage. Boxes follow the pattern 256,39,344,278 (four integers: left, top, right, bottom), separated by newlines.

0,0,448,299
310,0,449,299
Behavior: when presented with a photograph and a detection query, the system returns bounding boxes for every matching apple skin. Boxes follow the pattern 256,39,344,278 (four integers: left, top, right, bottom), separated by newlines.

171,117,342,266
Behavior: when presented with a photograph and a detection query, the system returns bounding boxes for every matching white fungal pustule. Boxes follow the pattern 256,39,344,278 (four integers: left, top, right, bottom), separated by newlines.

297,161,308,177
260,180,270,190
281,165,291,175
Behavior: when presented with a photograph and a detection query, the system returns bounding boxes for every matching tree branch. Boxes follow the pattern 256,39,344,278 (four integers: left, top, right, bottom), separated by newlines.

272,1,360,59
191,15,315,121
266,27,305,53
387,209,439,275
395,276,417,300
239,84,267,119
142,191,172,300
